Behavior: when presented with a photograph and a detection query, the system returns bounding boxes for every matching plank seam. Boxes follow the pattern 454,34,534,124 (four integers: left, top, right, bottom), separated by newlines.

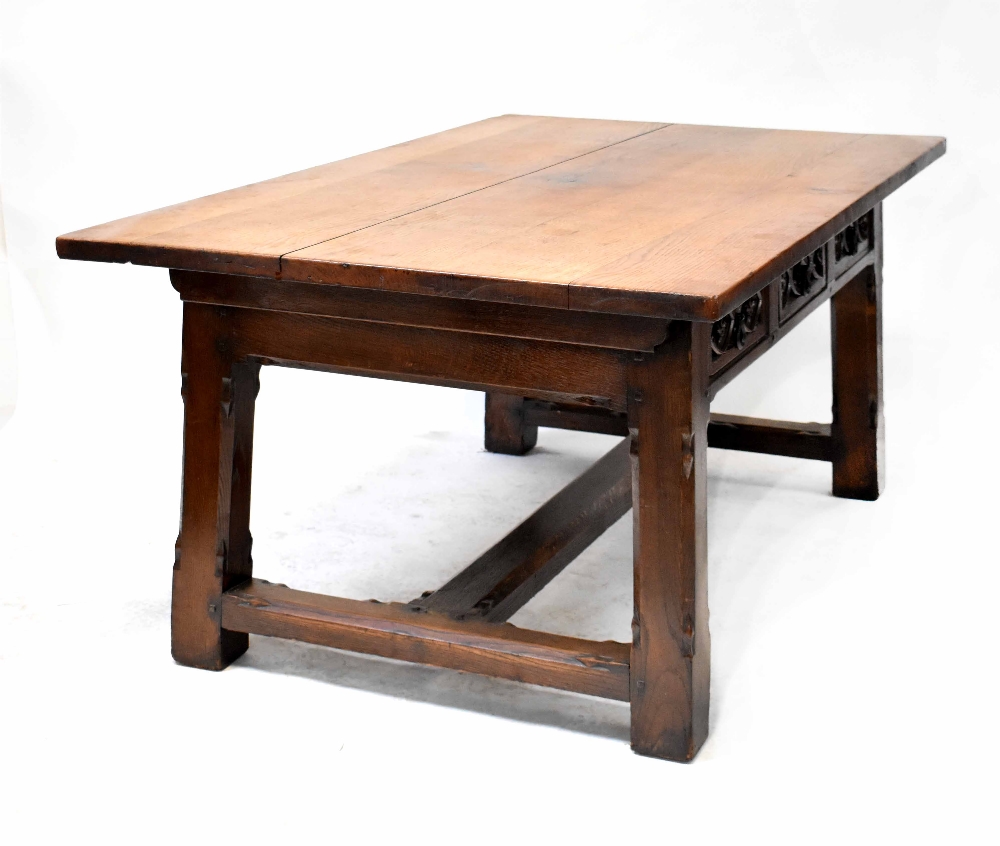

276,123,673,273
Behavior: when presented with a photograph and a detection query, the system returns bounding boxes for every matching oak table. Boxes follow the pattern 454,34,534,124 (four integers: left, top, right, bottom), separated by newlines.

57,116,944,761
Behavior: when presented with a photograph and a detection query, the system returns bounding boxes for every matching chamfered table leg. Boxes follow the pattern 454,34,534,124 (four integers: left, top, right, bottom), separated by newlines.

484,392,538,455
172,303,260,670
627,322,711,762
831,258,884,500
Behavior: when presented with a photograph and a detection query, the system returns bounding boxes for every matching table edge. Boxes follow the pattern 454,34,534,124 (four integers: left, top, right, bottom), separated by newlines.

55,136,945,322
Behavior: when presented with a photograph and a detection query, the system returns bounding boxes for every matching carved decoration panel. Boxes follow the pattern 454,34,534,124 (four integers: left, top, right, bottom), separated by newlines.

832,209,874,277
709,205,879,385
779,245,827,323
709,288,768,376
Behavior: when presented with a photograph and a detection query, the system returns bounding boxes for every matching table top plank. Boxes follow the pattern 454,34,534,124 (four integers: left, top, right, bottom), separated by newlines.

287,125,855,281
287,124,927,317
56,116,943,319
569,128,942,316
56,115,665,277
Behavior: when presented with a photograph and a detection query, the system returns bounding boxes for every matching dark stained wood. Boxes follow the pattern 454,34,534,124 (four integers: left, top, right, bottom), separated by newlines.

524,399,629,436
708,286,769,377
523,400,833,462
222,579,631,700
225,307,631,411
707,414,832,461
59,119,943,320
777,244,829,325
484,393,537,455
171,270,670,352
172,303,260,669
831,209,884,499
627,322,711,762
832,208,875,278
411,438,631,622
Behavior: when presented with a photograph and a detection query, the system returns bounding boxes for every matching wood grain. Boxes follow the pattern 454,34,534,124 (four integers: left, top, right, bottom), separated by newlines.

226,307,631,410
172,303,260,669
282,125,942,318
56,115,664,277
222,579,631,700
171,270,670,351
628,322,711,761
57,117,942,320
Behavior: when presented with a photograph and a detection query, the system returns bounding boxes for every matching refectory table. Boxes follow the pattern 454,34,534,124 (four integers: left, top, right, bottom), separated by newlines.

57,116,944,761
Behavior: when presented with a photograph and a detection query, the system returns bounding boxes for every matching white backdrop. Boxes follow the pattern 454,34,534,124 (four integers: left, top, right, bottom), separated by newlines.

1,1,997,842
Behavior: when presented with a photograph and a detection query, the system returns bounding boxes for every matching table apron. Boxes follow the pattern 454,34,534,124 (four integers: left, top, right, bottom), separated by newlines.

218,305,633,411
172,270,671,353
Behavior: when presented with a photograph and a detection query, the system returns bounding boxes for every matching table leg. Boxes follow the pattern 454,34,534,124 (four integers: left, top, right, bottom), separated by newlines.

627,322,711,761
831,261,884,500
484,392,537,455
172,303,260,670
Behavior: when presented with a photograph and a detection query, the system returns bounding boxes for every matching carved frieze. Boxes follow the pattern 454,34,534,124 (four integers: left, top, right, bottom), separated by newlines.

710,204,879,385
781,248,824,307
833,210,874,275
711,292,764,357
709,290,767,375
779,246,827,322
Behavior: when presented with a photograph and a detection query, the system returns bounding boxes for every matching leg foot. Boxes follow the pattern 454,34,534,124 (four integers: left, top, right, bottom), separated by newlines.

484,392,537,455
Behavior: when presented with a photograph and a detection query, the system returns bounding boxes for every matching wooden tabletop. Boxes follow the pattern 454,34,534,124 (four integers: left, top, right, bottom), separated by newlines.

57,115,943,320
